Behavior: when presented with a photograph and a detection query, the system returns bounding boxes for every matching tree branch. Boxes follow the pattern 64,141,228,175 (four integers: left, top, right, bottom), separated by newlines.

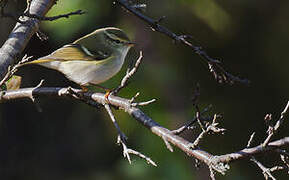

0,0,56,80
0,87,216,168
215,137,289,164
263,101,289,147
115,0,249,85
1,87,289,175
22,9,85,21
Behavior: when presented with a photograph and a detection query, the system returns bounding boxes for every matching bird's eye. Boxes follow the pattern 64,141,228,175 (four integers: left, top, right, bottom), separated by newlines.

115,39,121,44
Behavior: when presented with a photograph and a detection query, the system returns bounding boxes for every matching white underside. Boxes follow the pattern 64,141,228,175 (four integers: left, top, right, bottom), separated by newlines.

39,48,129,86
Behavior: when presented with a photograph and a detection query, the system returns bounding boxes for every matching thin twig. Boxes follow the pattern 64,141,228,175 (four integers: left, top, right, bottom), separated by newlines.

251,157,277,180
104,103,156,166
0,55,32,88
280,154,289,172
245,102,289,179
172,104,212,135
263,101,289,147
209,166,216,180
117,135,157,166
162,137,174,152
215,136,289,164
129,92,140,103
173,85,211,135
104,104,127,142
36,30,49,41
190,114,225,149
24,0,33,14
22,9,86,21
131,98,156,106
112,51,143,95
247,132,256,148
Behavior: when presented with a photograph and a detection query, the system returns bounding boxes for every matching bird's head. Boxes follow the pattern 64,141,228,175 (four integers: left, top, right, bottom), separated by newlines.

102,27,135,53
73,27,134,56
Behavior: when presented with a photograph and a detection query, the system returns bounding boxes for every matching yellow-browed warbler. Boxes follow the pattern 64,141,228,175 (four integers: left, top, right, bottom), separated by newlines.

23,27,134,90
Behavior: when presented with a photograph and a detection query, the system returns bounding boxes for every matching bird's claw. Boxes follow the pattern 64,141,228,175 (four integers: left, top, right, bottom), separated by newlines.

104,90,111,104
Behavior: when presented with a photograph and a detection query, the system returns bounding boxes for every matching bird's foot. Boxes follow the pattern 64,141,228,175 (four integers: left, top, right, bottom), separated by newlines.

80,86,88,92
104,90,112,104
92,84,112,103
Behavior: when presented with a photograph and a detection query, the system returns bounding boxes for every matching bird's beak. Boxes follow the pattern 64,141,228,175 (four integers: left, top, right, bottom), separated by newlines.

126,41,136,47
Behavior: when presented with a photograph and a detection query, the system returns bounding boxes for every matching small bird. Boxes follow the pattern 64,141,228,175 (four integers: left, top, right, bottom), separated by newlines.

23,27,134,90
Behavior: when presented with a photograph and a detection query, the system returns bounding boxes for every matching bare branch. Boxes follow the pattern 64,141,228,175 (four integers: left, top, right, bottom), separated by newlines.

104,103,156,166
0,87,215,168
131,98,156,106
280,154,289,172
209,166,216,180
104,104,128,142
162,137,174,152
35,29,49,41
0,87,288,176
115,0,249,85
22,9,86,21
117,135,157,166
0,54,32,88
251,157,277,180
112,51,143,95
129,92,140,103
215,137,289,164
172,104,212,135
190,114,225,149
247,132,256,148
263,101,289,147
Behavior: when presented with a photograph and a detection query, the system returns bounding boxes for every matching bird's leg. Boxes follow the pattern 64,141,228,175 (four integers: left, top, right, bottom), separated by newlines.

104,91,112,103
85,84,114,103
80,85,88,92
93,84,112,103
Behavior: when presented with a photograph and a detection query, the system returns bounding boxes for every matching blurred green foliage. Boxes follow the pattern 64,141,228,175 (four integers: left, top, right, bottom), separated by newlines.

1,0,289,179
181,0,232,34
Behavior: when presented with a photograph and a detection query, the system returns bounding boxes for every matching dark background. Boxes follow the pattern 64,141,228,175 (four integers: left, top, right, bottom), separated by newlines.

1,0,289,179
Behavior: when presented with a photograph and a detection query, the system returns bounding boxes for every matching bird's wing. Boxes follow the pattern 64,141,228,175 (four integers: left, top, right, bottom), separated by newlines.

26,44,110,64
50,44,110,61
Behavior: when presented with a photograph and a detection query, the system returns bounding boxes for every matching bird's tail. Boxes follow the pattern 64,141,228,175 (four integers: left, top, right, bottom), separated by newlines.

18,57,55,68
